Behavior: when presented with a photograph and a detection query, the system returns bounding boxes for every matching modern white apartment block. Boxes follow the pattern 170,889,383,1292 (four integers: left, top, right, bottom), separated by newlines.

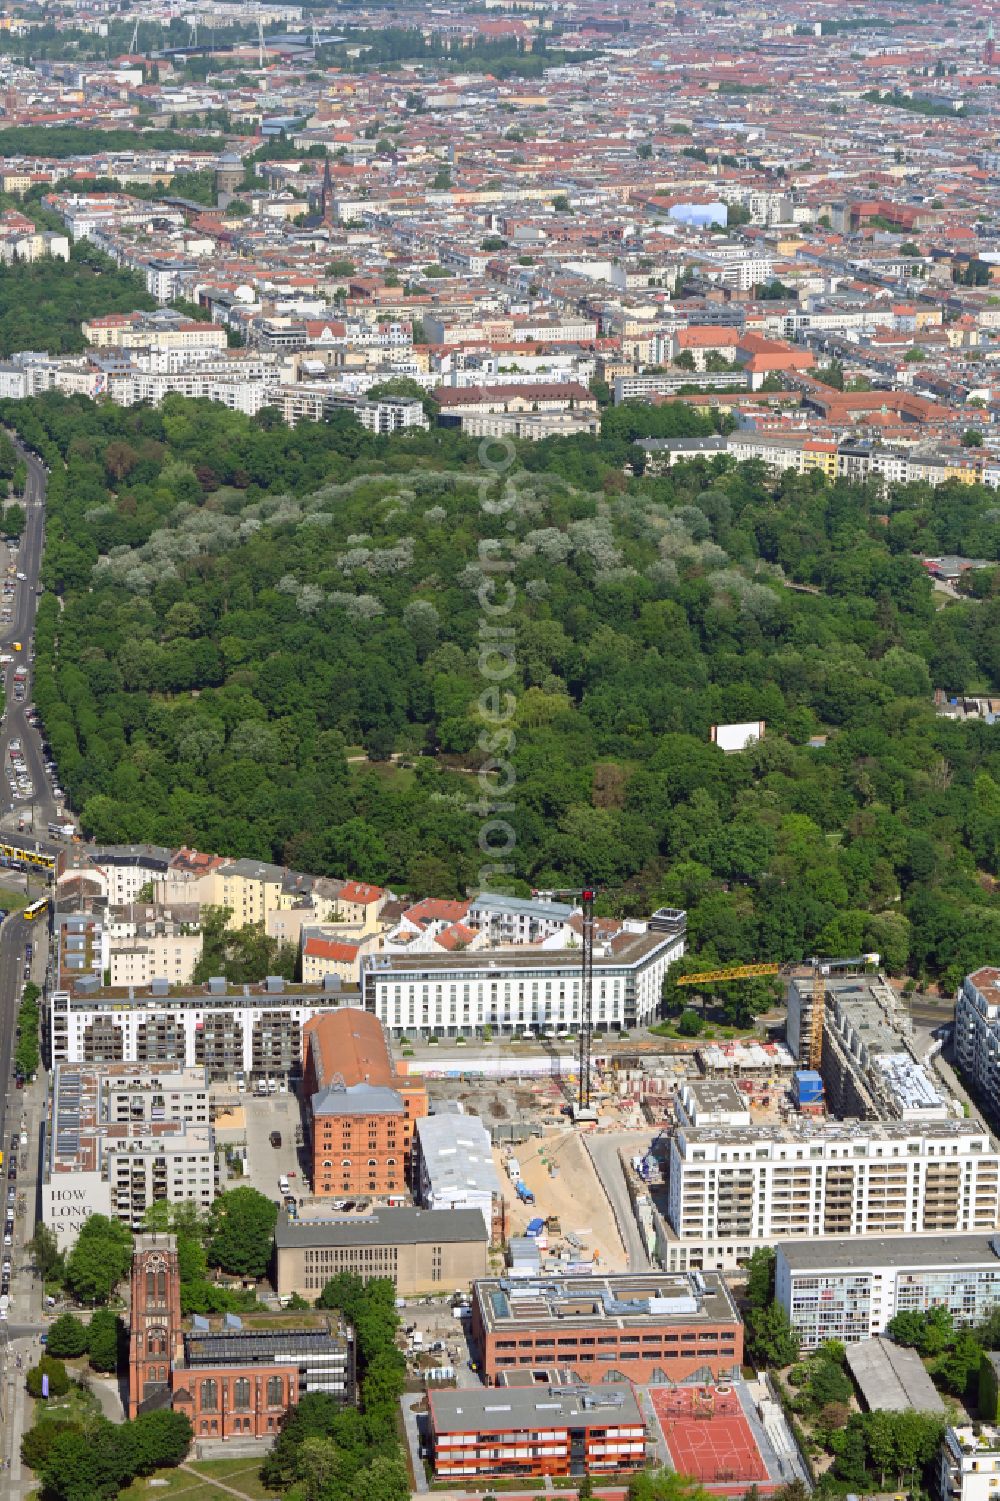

104,1125,216,1231
775,1234,1000,1351
102,1066,212,1127
940,1426,1000,1501
48,976,349,1080
664,1120,1000,1271
360,914,686,1039
43,1063,218,1248
955,968,1000,1117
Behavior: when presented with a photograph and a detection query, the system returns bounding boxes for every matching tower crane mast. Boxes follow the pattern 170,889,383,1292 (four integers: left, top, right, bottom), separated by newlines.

531,885,597,1116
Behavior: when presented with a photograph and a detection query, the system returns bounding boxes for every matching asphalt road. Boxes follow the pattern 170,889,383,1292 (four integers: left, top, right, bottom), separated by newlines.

0,437,57,1303
585,1131,652,1270
1,440,57,841
0,912,30,1148
903,994,955,1030
0,437,65,1284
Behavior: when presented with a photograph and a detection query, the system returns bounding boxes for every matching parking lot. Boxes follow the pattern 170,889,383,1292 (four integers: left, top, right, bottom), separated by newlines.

217,1084,310,1206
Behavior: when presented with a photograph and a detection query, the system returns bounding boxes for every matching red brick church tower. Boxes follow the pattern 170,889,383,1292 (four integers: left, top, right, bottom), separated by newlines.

128,1234,183,1418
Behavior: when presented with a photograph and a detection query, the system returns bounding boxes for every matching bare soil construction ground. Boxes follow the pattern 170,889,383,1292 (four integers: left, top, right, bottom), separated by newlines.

493,1129,628,1271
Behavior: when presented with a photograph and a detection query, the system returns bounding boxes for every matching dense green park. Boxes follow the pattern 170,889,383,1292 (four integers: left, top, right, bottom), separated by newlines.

8,387,1000,987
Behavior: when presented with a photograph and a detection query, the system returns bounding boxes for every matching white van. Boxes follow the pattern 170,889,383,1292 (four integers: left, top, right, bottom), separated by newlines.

278,1176,290,1195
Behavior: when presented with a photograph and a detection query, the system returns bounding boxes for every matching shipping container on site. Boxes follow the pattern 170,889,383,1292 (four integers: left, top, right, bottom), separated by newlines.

793,1069,824,1103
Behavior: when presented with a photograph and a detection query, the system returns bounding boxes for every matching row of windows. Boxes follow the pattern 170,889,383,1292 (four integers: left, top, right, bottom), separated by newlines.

319,1158,397,1168
197,1376,285,1410
489,1344,732,1356
198,1416,279,1435
317,1181,397,1193
305,1247,400,1265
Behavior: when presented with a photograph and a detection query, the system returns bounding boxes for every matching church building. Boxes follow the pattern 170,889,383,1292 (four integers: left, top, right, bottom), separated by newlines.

128,1233,355,1439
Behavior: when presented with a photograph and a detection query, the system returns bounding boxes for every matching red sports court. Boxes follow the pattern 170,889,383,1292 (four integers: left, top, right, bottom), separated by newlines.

650,1384,770,1491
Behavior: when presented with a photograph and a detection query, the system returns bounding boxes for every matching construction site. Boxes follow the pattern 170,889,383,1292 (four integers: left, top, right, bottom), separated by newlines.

395,940,971,1285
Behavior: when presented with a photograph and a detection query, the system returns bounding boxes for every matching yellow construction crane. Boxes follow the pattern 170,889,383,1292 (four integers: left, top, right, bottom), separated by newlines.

531,886,598,1119
804,953,880,1068
676,963,780,986
673,954,881,1071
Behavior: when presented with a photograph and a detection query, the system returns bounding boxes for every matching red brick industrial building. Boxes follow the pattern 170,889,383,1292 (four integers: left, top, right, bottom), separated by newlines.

302,1008,427,1198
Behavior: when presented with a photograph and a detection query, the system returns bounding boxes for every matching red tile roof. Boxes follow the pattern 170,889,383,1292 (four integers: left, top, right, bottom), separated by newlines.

304,938,360,962
339,880,384,905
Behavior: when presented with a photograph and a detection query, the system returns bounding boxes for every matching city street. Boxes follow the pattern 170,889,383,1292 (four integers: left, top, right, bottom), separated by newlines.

0,440,58,840
0,438,59,1491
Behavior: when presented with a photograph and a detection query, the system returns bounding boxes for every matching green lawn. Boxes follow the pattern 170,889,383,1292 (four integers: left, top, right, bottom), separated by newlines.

119,1461,279,1500
0,881,26,911
349,760,416,792
190,1460,280,1498
238,1311,326,1330
119,1472,198,1499
649,1021,756,1040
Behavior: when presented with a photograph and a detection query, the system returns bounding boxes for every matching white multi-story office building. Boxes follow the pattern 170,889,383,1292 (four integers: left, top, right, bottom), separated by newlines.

360,914,686,1039
775,1234,1000,1351
614,370,746,403
955,967,1000,1117
697,245,774,291
664,1120,1000,1271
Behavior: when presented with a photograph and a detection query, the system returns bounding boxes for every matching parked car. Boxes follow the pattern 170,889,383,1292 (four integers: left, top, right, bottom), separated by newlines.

269,1131,282,1149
